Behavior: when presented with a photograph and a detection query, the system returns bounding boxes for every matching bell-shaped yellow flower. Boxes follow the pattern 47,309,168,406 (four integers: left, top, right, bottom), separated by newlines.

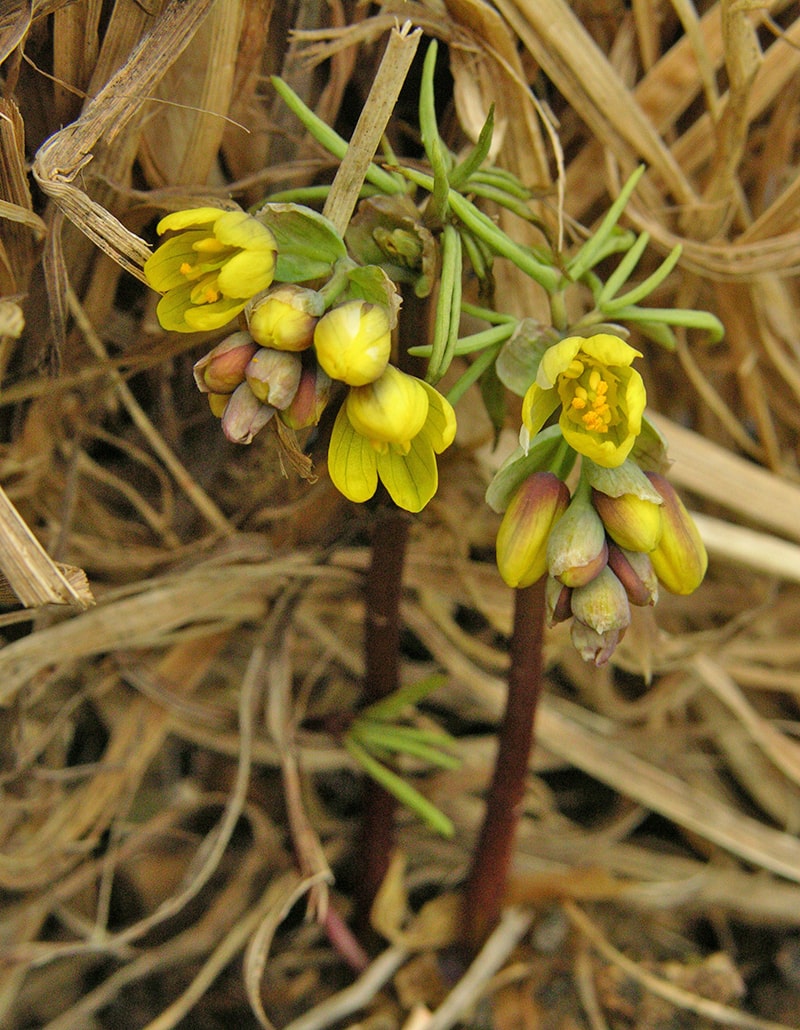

328,365,456,512
145,207,277,332
521,334,646,468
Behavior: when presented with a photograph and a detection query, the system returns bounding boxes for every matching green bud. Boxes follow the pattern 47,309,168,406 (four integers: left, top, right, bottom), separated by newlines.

646,473,708,595
570,566,631,636
247,284,324,352
193,331,258,394
221,382,275,444
592,487,663,553
496,473,570,589
547,486,608,588
313,300,391,386
245,348,302,409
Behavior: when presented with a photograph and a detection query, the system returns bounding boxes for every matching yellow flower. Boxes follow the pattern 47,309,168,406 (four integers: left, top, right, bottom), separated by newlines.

313,300,391,386
521,334,646,468
328,365,456,512
144,207,277,332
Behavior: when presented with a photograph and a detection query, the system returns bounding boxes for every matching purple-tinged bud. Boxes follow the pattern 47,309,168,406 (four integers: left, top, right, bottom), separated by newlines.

607,542,658,607
193,331,259,394
592,488,663,553
245,347,302,410
496,473,571,589
247,284,324,352
570,566,631,637
278,356,332,430
221,382,275,444
571,620,625,667
645,473,708,595
547,486,608,588
545,575,572,625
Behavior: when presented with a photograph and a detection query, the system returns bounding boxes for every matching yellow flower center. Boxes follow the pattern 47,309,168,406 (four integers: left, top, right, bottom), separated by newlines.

178,237,238,304
562,359,615,436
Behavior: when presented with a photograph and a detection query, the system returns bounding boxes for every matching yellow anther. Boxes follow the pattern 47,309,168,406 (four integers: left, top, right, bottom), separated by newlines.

588,368,601,391
571,395,587,410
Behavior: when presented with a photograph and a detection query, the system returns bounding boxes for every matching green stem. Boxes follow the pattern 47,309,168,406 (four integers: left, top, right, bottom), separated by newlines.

462,577,547,951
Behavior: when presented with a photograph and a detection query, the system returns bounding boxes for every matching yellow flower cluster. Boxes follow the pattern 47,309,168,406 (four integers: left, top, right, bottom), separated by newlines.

496,332,707,665
146,207,456,513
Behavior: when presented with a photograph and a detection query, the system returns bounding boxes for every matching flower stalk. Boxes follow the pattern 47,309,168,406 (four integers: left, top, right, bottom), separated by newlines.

462,578,547,951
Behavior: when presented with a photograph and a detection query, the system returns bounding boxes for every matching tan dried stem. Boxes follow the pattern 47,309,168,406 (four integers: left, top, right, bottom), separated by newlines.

321,22,421,237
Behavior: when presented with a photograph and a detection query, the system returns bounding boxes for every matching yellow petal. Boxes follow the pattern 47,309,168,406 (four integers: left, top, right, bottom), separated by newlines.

328,405,378,503
144,231,208,291
580,333,642,367
156,207,224,234
213,210,277,252
536,336,584,388
183,296,247,332
521,383,559,439
217,248,276,299
376,434,438,512
418,381,456,453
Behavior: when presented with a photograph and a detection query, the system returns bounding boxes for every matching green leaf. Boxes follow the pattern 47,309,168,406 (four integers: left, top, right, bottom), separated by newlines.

610,304,725,343
344,737,454,837
426,224,462,383
255,203,346,282
485,426,575,513
418,40,451,219
362,673,447,721
270,77,404,197
351,721,461,770
602,244,683,310
495,319,559,396
567,165,646,281
584,457,663,502
449,105,495,188
480,360,506,440
344,264,402,324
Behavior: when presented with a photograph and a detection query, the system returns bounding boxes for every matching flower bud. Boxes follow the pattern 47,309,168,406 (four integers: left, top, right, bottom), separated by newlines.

245,348,302,410
278,356,331,430
496,473,570,589
221,382,275,444
247,285,324,352
545,574,572,625
313,300,391,386
645,473,708,595
607,542,658,607
571,620,625,667
570,566,631,637
345,365,428,452
547,487,608,588
592,488,663,553
193,331,259,394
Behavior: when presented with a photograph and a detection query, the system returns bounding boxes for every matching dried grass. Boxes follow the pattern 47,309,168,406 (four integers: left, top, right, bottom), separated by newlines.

2,0,800,1027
